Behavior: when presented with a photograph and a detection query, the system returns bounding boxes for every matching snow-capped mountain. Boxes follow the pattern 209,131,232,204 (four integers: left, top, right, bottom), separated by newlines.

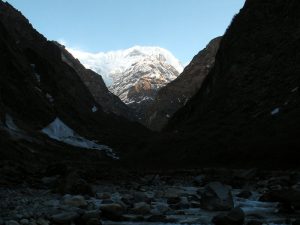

68,46,183,86
68,46,184,120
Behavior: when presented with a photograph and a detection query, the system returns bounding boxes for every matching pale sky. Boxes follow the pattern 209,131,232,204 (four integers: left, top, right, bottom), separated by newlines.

5,0,245,63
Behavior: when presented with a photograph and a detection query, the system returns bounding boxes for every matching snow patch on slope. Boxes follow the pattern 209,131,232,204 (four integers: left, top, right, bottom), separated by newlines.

41,118,118,159
67,46,183,86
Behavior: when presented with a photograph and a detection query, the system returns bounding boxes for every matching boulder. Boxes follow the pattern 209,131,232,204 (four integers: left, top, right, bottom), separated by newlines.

132,192,150,203
167,197,181,205
96,193,111,200
246,220,263,225
194,175,205,186
5,221,20,225
19,219,29,225
259,189,300,210
164,188,181,199
81,210,101,221
121,194,134,206
99,203,124,221
36,218,49,225
212,207,245,225
131,202,151,215
63,195,87,208
85,218,102,225
293,219,300,225
147,215,167,222
122,215,144,222
151,202,170,215
51,212,80,224
237,190,252,199
200,182,234,211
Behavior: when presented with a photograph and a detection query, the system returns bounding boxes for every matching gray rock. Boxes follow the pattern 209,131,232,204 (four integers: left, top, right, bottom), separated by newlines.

246,220,263,225
28,219,36,225
36,218,48,225
81,210,101,221
52,212,79,223
5,221,20,225
179,197,190,209
86,218,102,225
212,207,245,225
122,215,144,222
293,219,300,225
96,193,111,200
121,194,134,206
147,214,167,222
19,219,29,225
151,202,170,214
100,203,124,221
201,182,234,211
63,195,87,208
164,188,181,199
101,199,114,204
194,175,205,186
190,201,201,208
167,196,181,205
131,202,151,215
237,190,252,199
132,192,149,203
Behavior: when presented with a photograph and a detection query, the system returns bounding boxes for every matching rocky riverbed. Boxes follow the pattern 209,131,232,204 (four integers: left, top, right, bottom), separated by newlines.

1,169,300,225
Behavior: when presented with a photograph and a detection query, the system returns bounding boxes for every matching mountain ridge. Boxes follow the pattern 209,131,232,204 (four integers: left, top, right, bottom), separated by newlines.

69,45,184,121
145,36,222,130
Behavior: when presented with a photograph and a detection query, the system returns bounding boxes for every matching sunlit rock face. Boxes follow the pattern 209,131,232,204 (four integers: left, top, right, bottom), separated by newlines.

69,46,183,121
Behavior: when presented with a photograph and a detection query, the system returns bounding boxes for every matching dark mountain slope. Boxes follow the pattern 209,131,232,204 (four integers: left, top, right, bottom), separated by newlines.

56,43,135,120
0,1,150,168
145,37,221,131
136,0,300,168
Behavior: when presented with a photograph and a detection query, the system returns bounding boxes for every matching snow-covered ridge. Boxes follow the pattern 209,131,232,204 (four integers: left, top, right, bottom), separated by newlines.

67,46,183,86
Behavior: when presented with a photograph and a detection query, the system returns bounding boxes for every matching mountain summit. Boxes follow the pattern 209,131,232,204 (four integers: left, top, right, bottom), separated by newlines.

69,46,183,119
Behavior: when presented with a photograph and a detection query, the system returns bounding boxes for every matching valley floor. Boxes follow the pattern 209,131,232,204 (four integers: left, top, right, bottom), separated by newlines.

1,169,300,225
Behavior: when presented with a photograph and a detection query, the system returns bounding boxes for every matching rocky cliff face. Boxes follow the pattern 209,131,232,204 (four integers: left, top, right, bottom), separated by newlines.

69,46,183,121
145,37,221,130
109,54,181,120
133,0,300,168
56,43,134,120
0,1,149,166
164,0,300,166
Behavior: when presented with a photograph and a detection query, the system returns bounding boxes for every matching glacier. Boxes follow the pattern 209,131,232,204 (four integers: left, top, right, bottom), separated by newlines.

41,118,119,159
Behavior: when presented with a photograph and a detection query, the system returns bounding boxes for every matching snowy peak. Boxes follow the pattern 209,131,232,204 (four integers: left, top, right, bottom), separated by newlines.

67,46,183,86
68,46,184,121
110,55,180,104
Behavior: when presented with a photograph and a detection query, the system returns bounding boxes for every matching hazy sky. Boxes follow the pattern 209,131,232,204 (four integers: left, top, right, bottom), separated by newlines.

5,0,245,63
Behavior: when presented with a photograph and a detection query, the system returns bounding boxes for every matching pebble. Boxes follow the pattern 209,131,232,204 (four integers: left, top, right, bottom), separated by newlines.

0,170,299,224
